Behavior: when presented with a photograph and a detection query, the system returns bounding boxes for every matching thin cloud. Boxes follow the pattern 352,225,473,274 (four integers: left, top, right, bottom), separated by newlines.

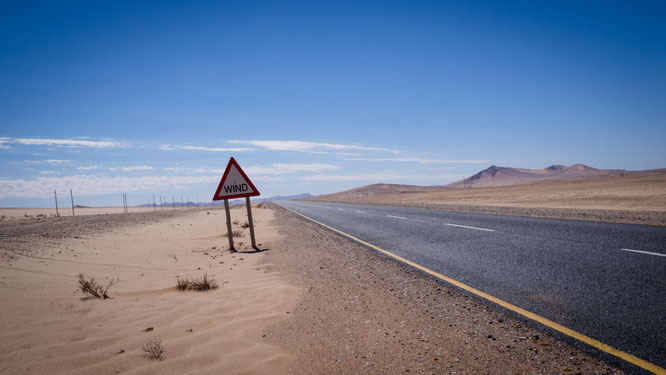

160,145,254,152
76,165,100,170
0,174,218,198
163,167,223,174
162,163,339,175
0,137,121,148
228,140,400,154
344,157,489,164
300,172,465,182
109,165,153,172
24,159,71,165
245,163,340,175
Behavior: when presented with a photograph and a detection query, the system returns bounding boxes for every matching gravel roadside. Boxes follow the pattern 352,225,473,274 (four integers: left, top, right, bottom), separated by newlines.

263,204,623,374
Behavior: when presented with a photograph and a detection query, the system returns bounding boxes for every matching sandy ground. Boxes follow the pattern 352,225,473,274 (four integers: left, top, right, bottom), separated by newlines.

0,203,627,374
263,204,623,374
0,205,298,374
311,174,666,225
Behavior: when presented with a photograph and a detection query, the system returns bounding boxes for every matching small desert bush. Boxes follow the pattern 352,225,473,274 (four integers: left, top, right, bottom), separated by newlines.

225,230,242,238
176,274,218,291
143,338,164,361
240,221,250,228
78,273,116,299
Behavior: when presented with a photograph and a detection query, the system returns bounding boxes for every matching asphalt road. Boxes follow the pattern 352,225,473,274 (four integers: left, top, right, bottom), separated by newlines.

276,200,666,372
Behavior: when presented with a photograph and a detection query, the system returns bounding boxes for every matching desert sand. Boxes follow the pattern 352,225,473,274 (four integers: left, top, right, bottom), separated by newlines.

312,174,666,225
0,203,625,374
0,205,298,374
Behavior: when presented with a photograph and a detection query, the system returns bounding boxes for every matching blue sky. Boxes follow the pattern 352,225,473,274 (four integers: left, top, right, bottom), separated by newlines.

1,1,665,207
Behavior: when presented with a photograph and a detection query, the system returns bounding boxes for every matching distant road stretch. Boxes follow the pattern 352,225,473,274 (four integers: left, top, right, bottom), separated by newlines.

277,200,666,372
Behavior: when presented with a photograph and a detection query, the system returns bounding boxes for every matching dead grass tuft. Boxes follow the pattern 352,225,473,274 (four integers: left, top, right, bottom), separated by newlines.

225,230,243,238
240,221,250,228
78,273,116,299
143,338,164,361
176,274,219,291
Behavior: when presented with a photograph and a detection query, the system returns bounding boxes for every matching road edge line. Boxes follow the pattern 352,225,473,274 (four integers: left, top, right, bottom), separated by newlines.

279,205,665,375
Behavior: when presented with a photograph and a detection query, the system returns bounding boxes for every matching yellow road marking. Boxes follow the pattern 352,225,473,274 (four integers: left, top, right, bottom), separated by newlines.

280,205,666,375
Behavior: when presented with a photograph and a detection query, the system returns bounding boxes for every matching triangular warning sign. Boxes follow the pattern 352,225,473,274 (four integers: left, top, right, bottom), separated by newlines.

212,157,260,200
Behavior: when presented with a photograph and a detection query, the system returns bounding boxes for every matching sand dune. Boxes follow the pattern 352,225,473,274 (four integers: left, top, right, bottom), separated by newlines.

0,205,298,374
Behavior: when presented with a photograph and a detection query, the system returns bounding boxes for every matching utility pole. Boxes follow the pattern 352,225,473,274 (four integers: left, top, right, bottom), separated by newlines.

172,196,175,211
70,189,75,216
54,190,59,217
153,195,156,212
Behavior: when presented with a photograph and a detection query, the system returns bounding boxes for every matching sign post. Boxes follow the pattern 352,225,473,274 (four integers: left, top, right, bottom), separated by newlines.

212,157,260,250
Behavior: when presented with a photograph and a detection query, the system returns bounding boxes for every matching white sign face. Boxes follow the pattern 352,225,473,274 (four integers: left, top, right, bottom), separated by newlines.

213,157,260,200
217,163,256,198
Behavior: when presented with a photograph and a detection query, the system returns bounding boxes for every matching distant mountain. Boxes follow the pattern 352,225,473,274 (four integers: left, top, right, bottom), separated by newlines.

138,201,201,207
230,193,314,203
136,193,313,207
445,164,666,188
308,164,666,202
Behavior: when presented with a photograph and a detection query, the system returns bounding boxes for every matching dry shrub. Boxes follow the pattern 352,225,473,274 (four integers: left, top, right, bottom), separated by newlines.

176,274,218,291
78,273,116,299
225,230,242,238
240,221,250,228
143,338,164,361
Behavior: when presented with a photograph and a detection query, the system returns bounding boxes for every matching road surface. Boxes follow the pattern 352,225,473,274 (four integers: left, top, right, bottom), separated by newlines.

277,200,666,373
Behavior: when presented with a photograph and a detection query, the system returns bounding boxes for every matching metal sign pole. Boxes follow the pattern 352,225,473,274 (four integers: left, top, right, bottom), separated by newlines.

224,199,234,250
70,189,75,216
245,197,257,248
54,190,59,217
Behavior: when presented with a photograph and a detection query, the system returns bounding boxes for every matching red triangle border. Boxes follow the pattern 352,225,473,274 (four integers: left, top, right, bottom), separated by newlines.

212,157,261,201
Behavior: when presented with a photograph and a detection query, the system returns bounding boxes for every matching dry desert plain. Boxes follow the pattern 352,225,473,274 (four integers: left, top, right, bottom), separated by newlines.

0,203,624,374
311,173,666,226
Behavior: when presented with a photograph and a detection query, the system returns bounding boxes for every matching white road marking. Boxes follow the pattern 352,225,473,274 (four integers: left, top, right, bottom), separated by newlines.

337,208,345,211
356,210,366,214
387,215,407,220
620,248,666,257
445,223,495,232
